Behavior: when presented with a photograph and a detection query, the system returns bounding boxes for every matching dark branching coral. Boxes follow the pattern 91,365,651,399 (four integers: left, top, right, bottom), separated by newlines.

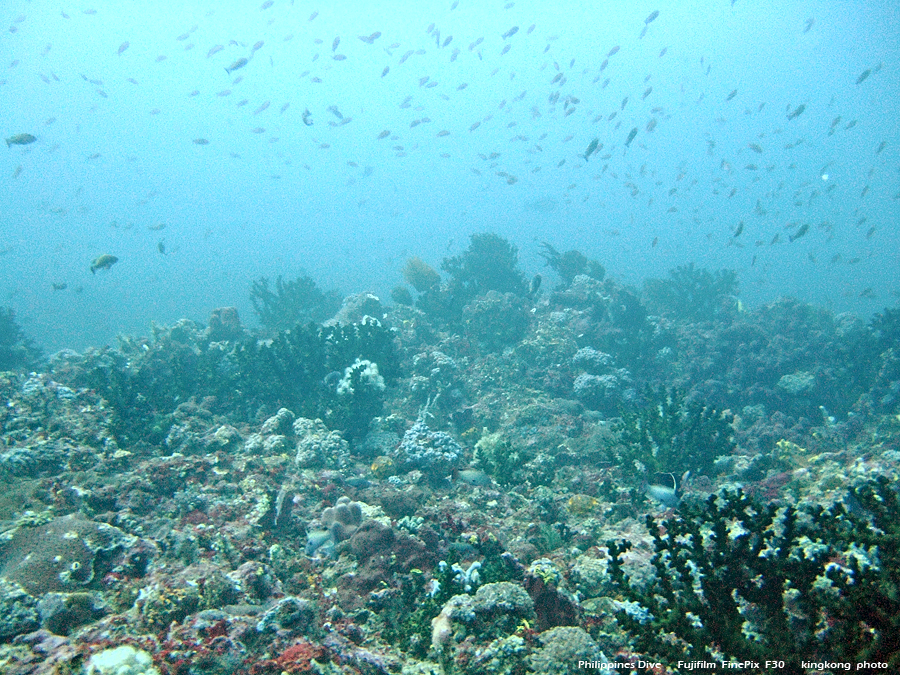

235,317,400,438
538,242,605,286
607,477,900,672
250,274,341,332
643,263,738,322
613,387,735,478
0,307,42,371
870,307,900,352
63,317,400,446
442,232,528,301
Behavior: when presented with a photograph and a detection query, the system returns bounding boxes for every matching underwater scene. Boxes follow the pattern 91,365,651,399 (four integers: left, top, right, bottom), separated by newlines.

1,0,899,673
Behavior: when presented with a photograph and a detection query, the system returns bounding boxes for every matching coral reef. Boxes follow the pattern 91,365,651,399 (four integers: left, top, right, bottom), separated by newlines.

249,274,341,332
643,262,738,323
608,478,900,670
538,242,606,287
0,306,42,371
392,418,463,479
0,240,898,674
461,290,529,352
442,232,528,299
613,386,735,478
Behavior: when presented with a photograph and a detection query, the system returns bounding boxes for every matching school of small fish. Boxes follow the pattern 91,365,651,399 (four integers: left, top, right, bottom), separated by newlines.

1,5,893,302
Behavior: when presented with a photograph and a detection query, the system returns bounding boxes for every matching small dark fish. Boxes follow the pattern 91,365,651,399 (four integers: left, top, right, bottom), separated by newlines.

90,254,118,274
225,57,248,74
332,36,340,52
381,66,389,77
581,137,599,160
645,10,659,24
625,127,637,146
327,105,343,119
748,143,763,153
803,17,814,33
528,274,542,298
192,138,209,145
302,108,313,126
502,26,519,39
251,40,264,53
157,240,166,254
733,221,744,237
51,282,67,291
607,45,620,57
856,69,871,85
117,41,130,55
726,89,737,101
6,133,36,147
786,104,805,120
789,223,810,242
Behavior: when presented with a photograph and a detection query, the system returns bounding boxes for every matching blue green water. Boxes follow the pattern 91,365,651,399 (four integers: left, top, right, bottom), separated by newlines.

2,0,897,350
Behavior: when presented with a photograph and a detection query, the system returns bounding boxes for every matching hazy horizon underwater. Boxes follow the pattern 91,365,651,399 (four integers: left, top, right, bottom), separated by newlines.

1,0,898,352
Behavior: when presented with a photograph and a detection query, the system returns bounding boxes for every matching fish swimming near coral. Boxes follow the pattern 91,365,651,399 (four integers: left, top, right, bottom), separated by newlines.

6,133,36,148
645,472,679,507
90,254,119,274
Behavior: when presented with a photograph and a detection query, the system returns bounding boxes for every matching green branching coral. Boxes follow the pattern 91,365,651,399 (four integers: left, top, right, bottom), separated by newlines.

607,477,900,672
643,263,738,322
249,274,341,332
613,387,735,478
